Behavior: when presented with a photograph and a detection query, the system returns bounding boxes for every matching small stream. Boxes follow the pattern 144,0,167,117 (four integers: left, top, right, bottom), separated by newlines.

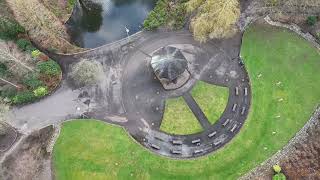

67,0,157,48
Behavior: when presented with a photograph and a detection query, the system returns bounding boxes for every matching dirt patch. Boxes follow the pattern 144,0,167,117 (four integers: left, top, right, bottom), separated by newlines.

0,125,54,180
280,117,320,179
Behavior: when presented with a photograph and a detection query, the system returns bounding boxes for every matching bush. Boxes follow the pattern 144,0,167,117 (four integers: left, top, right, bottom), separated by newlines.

0,18,25,40
37,60,61,76
272,173,286,180
31,50,42,58
70,60,104,87
169,4,187,30
273,164,282,173
0,85,17,99
307,16,317,26
16,39,33,51
143,0,187,30
33,86,48,97
143,0,169,30
12,90,37,104
23,73,44,89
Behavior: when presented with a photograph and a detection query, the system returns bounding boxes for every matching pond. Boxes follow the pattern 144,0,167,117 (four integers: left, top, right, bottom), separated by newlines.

67,0,157,48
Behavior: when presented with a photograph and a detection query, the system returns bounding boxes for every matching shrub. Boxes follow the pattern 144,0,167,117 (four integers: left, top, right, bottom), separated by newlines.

143,0,169,30
169,4,187,30
0,84,17,99
0,18,25,40
38,53,50,61
31,50,42,58
273,164,282,173
23,73,44,89
12,90,36,104
0,63,8,77
37,60,61,76
33,86,48,97
16,39,33,51
70,60,104,87
272,173,286,180
307,16,317,26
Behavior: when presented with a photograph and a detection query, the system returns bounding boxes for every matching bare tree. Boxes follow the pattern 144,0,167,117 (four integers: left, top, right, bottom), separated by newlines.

0,77,20,88
190,0,240,42
0,40,34,72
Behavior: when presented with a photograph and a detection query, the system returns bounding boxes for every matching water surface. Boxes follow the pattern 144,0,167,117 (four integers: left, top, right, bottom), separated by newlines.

67,0,157,48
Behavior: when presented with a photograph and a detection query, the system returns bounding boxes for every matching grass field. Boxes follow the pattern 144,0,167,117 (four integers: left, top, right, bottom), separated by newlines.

191,81,229,125
160,81,228,134
53,24,320,179
160,97,202,135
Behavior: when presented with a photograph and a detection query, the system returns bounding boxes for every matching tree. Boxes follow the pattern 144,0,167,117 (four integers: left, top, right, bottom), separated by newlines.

69,60,104,87
0,40,34,73
0,77,20,88
190,0,240,42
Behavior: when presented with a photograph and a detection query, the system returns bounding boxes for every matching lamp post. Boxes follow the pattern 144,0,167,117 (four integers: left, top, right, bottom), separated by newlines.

125,26,130,42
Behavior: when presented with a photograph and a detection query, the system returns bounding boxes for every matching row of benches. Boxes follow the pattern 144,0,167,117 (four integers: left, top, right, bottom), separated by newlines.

235,87,248,96
232,104,246,115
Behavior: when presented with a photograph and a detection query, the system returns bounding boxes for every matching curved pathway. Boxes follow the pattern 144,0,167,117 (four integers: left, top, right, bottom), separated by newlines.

7,30,251,158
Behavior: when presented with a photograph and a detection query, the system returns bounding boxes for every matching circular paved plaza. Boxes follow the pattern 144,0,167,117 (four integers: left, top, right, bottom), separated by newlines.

121,32,251,158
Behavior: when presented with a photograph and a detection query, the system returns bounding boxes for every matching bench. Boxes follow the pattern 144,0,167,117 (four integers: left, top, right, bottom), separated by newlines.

235,87,239,96
230,124,238,133
172,140,183,145
223,119,230,126
213,141,221,146
241,107,246,115
232,104,237,112
150,144,160,150
208,131,217,138
193,149,204,154
191,139,201,144
244,87,248,96
171,149,182,155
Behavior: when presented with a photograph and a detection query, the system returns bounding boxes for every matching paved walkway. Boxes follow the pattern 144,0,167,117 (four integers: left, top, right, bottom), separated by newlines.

183,93,211,129
7,30,251,158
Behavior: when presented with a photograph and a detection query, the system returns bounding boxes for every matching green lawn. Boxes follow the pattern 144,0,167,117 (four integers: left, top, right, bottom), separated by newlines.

160,97,202,135
53,24,320,179
191,81,229,125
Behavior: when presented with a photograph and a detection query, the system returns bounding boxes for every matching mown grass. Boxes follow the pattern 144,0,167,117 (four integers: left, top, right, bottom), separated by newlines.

191,81,229,125
160,97,202,135
53,24,320,179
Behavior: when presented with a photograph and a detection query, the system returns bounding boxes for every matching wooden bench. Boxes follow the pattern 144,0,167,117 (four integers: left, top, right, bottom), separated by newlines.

232,104,237,112
191,139,201,144
193,149,204,154
230,124,238,133
150,144,160,150
214,141,221,146
244,87,248,96
241,107,246,115
171,140,183,145
208,131,217,138
171,149,182,155
223,119,230,126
